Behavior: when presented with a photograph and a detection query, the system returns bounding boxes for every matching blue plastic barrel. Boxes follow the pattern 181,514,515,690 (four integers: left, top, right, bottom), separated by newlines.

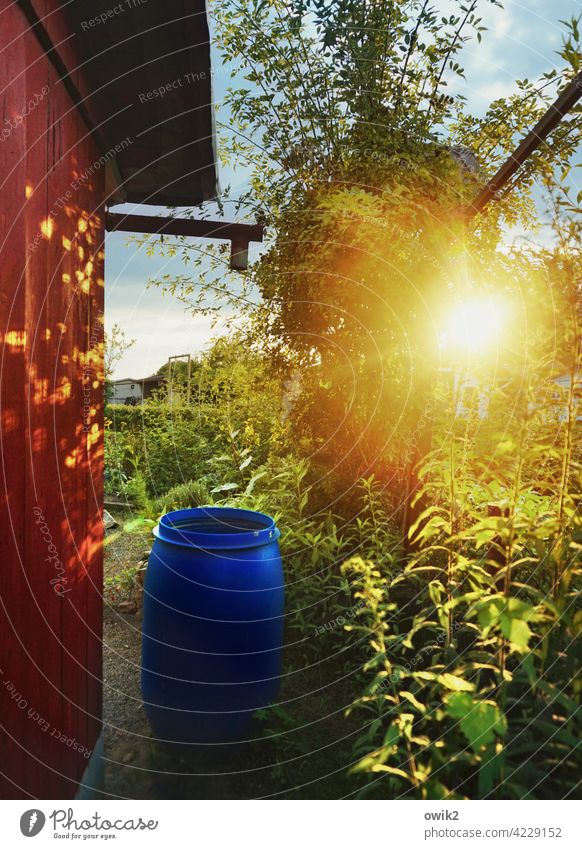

141,506,284,743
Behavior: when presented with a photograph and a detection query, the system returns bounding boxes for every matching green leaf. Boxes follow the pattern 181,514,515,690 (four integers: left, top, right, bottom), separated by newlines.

400,691,427,713
478,746,505,796
474,597,535,653
244,471,267,495
506,617,532,653
446,693,506,752
383,722,401,750
370,764,411,780
211,482,240,493
239,454,253,471
438,673,475,692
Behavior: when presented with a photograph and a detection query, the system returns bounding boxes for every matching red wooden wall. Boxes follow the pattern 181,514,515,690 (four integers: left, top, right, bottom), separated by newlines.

0,0,104,798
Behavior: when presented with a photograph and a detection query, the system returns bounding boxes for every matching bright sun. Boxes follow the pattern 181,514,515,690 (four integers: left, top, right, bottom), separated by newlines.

440,296,508,354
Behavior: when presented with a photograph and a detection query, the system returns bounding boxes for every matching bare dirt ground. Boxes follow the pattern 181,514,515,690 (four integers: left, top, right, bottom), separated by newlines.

102,512,153,797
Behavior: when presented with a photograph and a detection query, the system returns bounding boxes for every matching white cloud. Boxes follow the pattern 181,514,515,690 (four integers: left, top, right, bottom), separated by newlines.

106,304,226,380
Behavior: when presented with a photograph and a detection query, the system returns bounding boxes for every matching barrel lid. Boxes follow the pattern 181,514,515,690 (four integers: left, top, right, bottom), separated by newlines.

153,506,281,550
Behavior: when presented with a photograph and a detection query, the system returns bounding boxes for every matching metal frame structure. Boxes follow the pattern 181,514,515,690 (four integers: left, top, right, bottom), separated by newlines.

167,354,192,406
467,71,582,218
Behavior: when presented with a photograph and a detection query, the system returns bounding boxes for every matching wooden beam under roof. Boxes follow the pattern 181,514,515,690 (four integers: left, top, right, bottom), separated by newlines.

105,212,264,270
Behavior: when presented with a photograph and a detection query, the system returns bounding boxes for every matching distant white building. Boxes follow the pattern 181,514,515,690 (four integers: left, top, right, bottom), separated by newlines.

110,375,164,405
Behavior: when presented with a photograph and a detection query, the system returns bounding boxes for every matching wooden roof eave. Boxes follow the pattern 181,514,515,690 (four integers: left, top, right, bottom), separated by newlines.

18,0,218,208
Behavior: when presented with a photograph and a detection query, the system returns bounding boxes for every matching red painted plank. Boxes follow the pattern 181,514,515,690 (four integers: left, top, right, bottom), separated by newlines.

0,0,104,799
0,0,30,799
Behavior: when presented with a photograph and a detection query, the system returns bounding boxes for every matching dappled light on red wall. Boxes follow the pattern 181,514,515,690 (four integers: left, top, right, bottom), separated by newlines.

0,0,104,799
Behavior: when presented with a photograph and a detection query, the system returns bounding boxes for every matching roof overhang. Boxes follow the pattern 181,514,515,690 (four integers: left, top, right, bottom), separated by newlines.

18,0,218,207
71,0,217,206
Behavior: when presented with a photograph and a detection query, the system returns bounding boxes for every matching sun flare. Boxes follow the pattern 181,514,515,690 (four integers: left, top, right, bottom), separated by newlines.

440,296,508,355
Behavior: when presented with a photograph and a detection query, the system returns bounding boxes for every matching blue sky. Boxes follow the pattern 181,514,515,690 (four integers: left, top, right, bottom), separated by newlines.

105,0,582,379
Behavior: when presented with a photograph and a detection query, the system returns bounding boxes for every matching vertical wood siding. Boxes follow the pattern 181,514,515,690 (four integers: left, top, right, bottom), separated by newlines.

0,0,104,799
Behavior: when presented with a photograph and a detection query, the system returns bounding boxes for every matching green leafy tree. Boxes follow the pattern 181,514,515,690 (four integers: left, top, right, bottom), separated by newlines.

146,2,580,510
